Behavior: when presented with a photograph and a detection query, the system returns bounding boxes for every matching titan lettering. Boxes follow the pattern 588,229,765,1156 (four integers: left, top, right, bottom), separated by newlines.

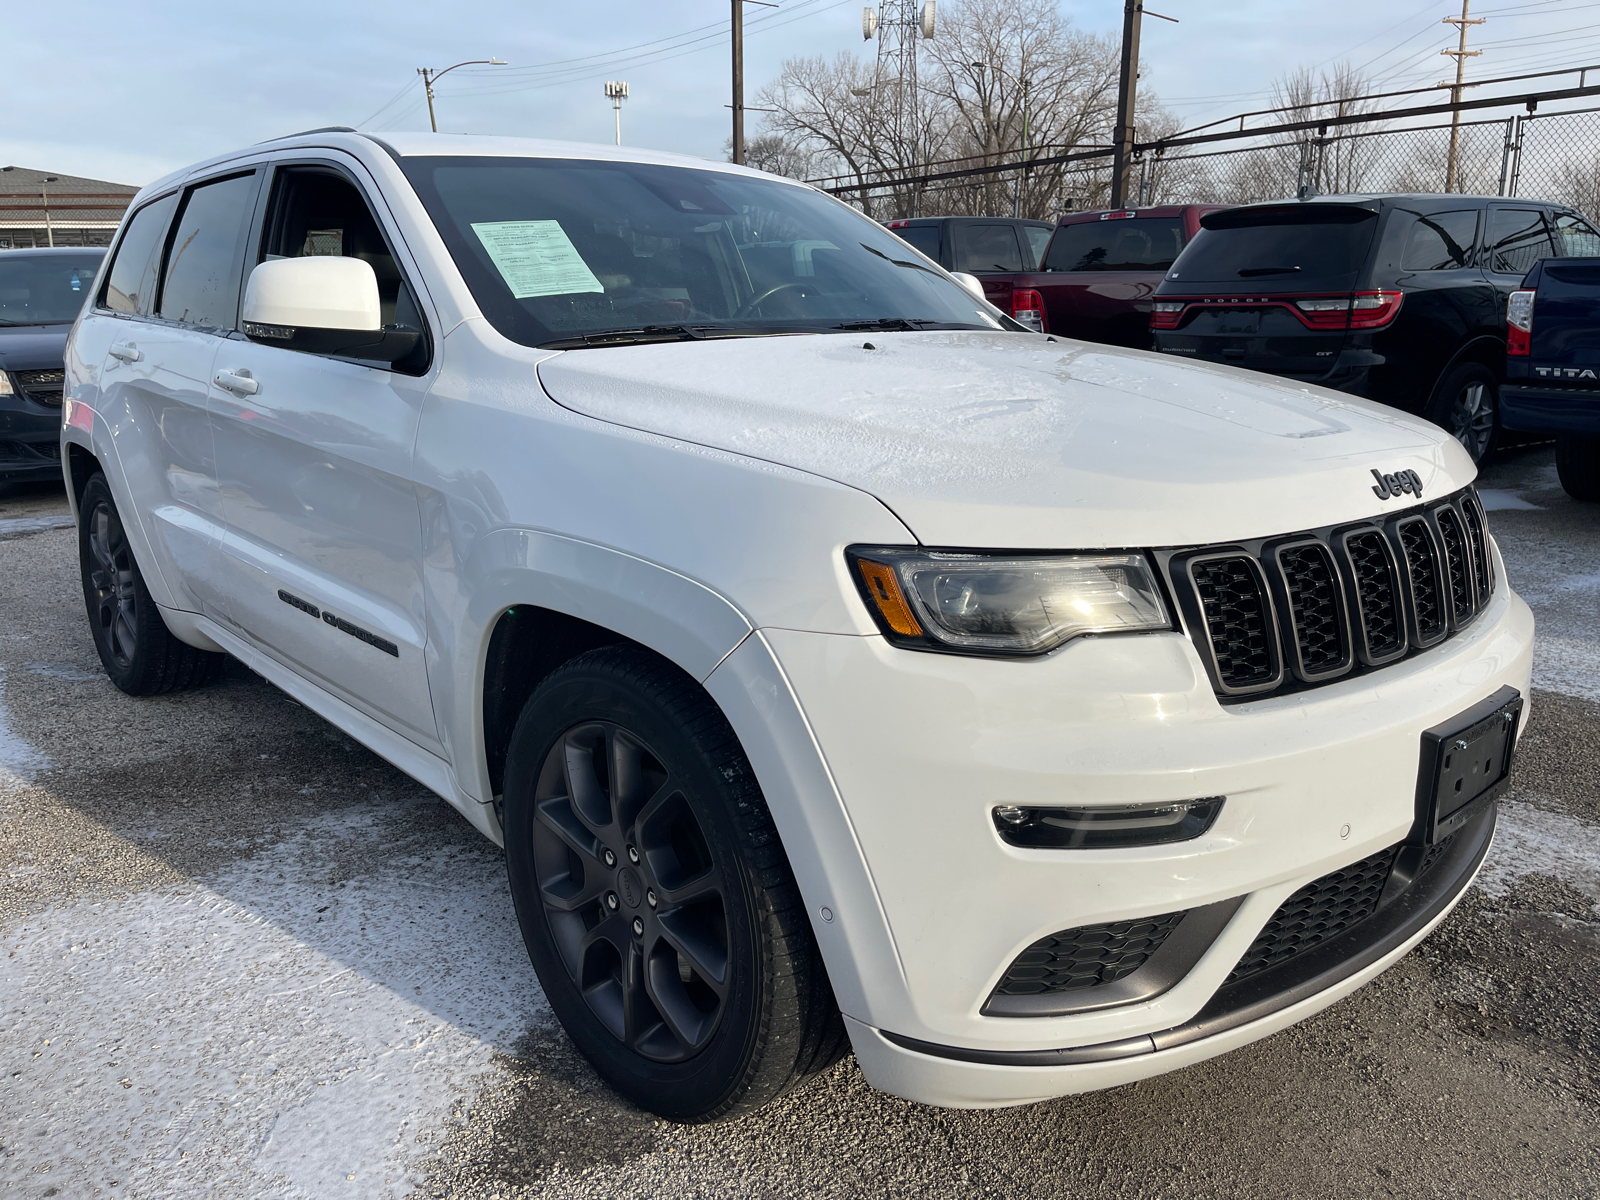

1371,468,1424,500
1532,366,1598,380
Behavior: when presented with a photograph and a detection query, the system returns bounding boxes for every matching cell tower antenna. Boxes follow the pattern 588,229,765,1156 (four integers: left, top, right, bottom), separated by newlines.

862,2,935,212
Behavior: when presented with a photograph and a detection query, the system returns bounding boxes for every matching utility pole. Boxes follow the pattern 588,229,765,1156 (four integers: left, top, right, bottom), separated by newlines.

732,0,745,164
1441,0,1485,192
606,81,629,145
1110,0,1141,209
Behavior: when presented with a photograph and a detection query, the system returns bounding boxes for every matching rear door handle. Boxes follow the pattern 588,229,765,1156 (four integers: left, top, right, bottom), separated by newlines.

214,369,259,396
109,341,142,363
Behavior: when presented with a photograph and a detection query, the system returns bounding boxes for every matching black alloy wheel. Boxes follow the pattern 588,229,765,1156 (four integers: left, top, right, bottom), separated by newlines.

1427,362,1500,466
531,719,731,1062
502,645,847,1122
76,472,224,695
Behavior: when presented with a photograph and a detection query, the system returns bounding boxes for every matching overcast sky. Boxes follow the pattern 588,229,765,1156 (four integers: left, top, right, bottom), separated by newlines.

4,0,1590,187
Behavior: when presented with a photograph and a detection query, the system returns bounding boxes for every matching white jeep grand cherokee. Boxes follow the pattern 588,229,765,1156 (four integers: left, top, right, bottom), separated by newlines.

61,131,1533,1122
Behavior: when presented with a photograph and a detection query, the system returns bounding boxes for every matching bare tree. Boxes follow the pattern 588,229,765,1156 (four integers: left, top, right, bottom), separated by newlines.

753,0,1124,219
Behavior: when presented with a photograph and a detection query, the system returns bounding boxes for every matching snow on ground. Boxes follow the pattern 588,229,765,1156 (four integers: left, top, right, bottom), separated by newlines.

1,800,548,1198
0,516,74,541
0,665,53,787
1480,798,1600,909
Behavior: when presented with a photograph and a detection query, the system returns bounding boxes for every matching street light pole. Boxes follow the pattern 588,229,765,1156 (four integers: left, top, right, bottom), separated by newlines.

42,176,59,248
415,58,508,133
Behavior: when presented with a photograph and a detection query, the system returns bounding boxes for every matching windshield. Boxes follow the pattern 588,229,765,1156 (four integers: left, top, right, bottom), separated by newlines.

400,156,1006,347
1169,207,1378,287
0,252,104,325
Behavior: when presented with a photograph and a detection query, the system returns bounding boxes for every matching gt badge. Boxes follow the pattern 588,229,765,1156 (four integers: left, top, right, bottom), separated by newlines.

1371,468,1423,500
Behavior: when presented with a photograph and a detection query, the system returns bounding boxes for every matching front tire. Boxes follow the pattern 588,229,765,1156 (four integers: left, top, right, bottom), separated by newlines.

1556,433,1600,501
1424,362,1500,466
502,645,846,1122
77,473,224,695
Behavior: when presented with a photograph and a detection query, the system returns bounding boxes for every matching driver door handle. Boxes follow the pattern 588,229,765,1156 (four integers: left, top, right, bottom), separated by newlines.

214,369,260,396
109,341,142,363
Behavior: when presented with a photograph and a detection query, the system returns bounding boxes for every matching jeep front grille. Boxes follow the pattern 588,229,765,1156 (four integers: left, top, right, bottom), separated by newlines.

1166,487,1494,701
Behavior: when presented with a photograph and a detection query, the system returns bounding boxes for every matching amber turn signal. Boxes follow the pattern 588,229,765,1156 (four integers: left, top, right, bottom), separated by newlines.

853,557,924,637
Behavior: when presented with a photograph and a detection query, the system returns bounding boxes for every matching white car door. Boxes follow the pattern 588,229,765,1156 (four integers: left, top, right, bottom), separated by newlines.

207,159,441,752
78,176,262,614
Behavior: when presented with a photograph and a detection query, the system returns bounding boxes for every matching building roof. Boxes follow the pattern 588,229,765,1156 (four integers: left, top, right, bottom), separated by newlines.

0,165,138,226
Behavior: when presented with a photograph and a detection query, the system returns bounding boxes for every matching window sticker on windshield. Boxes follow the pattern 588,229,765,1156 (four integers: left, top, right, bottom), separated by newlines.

471,220,604,299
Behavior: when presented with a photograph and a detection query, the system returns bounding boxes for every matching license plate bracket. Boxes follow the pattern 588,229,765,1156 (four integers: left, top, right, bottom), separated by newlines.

1415,685,1523,844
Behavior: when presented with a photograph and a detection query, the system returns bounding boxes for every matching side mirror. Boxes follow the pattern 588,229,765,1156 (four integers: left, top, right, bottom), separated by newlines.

242,257,420,364
951,271,986,300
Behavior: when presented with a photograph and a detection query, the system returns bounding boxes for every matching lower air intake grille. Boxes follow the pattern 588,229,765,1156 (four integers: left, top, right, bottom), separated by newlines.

1226,845,1399,984
15,368,65,407
994,910,1186,996
1190,557,1276,689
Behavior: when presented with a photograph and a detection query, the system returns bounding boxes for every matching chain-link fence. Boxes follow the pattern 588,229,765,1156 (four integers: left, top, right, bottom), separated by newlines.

826,103,1600,221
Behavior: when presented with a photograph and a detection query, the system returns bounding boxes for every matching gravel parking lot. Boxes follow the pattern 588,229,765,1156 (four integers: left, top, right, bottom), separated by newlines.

2,446,1597,1200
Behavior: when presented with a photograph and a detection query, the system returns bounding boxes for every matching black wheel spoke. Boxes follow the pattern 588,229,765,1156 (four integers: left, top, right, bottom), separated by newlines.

652,868,722,910
535,796,604,864
561,725,615,832
642,945,718,1052
655,908,729,993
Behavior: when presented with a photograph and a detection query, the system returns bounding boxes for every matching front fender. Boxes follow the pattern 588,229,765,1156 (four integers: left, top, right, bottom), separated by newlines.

429,524,755,806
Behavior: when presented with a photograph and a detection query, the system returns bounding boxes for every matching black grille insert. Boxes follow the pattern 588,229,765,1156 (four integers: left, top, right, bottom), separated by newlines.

1460,497,1492,601
995,910,1186,996
1343,530,1405,662
1276,542,1349,679
1396,517,1447,645
1433,506,1472,623
1189,555,1278,691
1227,845,1400,984
14,368,65,407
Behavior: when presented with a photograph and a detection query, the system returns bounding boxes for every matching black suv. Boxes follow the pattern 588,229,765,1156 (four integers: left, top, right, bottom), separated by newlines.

1150,194,1600,464
1,247,105,486
886,216,1055,275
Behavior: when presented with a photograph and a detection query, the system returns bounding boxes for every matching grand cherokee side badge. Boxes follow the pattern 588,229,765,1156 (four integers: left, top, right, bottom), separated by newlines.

1371,468,1423,500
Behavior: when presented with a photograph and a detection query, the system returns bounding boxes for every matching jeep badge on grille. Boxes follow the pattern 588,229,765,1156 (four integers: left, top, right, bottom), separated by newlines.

1371,469,1423,500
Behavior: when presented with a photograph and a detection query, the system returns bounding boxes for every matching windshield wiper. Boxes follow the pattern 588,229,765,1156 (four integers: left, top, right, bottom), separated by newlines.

830,318,985,332
1238,266,1302,277
538,324,786,351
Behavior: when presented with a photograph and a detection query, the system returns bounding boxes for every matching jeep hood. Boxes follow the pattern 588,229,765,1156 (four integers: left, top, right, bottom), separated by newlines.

536,331,1473,548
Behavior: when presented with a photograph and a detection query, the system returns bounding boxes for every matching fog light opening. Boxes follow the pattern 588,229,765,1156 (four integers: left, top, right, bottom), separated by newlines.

992,797,1225,849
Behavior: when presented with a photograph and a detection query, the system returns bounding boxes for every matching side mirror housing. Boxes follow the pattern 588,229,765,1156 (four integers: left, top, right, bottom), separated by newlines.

950,271,986,300
242,257,420,364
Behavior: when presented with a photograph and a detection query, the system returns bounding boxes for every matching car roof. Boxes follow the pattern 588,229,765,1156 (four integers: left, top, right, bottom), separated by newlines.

1232,192,1565,210
136,130,796,203
1057,204,1221,224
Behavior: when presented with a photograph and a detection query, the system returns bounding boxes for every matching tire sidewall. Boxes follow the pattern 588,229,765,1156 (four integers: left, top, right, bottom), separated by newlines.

78,474,156,690
503,658,769,1120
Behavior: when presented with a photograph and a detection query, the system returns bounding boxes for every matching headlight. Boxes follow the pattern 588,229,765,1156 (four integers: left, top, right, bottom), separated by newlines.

847,546,1173,656
0,372,13,397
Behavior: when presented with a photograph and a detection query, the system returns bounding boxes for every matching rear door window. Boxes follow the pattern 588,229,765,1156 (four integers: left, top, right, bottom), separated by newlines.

1554,212,1600,258
957,224,1024,273
1169,206,1378,286
896,224,941,261
101,193,180,316
1045,218,1185,272
158,172,261,328
1484,208,1557,276
1022,224,1053,270
1400,210,1480,271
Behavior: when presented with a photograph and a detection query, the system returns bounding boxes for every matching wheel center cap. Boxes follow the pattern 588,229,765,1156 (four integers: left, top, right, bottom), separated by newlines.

617,866,644,909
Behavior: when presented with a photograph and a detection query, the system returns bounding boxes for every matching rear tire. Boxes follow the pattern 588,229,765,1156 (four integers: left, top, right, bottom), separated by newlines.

502,644,847,1122
1556,433,1600,501
1424,362,1500,467
77,473,225,695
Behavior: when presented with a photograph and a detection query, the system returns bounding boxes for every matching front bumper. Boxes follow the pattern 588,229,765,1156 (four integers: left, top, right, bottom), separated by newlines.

722,552,1531,1106
0,386,65,483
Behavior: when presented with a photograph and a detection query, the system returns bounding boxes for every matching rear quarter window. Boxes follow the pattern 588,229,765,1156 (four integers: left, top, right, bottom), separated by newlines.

1397,210,1480,271
896,224,941,261
101,193,180,316
1045,218,1185,272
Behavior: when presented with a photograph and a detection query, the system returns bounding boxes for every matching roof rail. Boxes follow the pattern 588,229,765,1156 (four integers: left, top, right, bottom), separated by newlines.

255,126,358,144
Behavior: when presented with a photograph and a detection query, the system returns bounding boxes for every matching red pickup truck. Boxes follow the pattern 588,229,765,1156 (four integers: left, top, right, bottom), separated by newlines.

980,205,1226,347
